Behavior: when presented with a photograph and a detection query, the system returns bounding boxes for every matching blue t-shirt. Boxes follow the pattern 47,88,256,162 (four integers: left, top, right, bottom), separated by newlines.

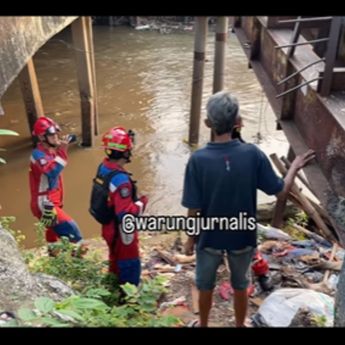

181,139,284,250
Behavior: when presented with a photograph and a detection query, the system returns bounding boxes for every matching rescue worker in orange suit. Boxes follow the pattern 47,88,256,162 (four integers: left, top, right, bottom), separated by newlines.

98,126,148,286
29,116,84,253
232,117,272,292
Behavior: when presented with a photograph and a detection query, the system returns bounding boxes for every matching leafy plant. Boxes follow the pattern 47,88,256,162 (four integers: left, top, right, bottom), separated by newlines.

310,314,327,327
0,129,19,164
295,211,309,227
20,230,181,327
285,211,309,240
119,276,181,327
0,216,26,247
16,277,181,327
287,211,309,228
26,237,111,294
34,221,46,247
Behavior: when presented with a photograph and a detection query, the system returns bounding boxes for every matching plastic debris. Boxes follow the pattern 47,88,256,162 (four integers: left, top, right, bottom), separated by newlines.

252,288,334,327
326,274,339,290
175,264,182,272
257,224,292,241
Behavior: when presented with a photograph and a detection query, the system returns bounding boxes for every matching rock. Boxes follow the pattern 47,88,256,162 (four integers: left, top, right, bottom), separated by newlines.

0,227,37,312
32,273,75,300
0,225,74,314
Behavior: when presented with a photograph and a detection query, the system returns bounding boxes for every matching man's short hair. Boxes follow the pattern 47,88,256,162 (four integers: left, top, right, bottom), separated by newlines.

206,91,239,135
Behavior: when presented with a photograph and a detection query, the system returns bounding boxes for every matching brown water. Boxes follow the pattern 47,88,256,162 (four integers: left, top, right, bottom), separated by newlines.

0,26,288,248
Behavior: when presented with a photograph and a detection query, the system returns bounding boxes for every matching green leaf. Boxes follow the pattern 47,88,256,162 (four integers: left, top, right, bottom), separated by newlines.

40,317,70,327
85,288,111,299
0,157,6,164
0,319,18,327
0,129,19,136
160,315,181,327
55,309,85,322
140,304,156,313
35,297,55,314
18,308,37,321
121,283,138,297
72,297,108,310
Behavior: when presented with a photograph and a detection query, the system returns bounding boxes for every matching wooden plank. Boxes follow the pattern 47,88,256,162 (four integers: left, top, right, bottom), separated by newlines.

270,153,336,243
71,17,95,147
281,156,316,196
18,57,44,137
322,243,338,283
292,223,331,245
155,248,176,266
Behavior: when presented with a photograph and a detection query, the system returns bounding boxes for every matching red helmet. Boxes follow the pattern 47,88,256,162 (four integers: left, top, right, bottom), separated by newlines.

101,126,133,152
32,116,61,136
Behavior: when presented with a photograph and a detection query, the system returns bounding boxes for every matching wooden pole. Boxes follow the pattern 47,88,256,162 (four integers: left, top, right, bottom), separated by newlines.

292,223,332,246
213,17,228,93
85,16,99,136
322,243,338,283
281,156,316,197
270,153,336,242
71,17,95,147
211,17,228,142
189,17,208,146
18,57,44,140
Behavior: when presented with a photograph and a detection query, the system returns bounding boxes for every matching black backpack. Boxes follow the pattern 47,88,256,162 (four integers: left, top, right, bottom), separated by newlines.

89,164,123,225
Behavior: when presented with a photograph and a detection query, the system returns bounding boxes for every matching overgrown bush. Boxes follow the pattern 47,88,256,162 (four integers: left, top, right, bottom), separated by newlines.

2,220,181,327
0,216,26,248
25,237,114,297
15,277,180,327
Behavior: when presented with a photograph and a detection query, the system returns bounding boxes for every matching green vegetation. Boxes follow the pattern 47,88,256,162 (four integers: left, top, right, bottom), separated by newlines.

0,221,181,327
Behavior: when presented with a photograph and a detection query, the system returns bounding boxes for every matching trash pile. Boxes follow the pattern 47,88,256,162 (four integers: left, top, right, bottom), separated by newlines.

257,223,343,294
138,151,345,327
139,216,342,327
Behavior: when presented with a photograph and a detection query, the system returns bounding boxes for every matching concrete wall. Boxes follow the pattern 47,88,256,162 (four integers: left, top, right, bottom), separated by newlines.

0,16,78,98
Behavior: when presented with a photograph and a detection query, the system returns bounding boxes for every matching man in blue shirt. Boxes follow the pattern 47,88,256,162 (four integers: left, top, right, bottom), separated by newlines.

182,91,315,327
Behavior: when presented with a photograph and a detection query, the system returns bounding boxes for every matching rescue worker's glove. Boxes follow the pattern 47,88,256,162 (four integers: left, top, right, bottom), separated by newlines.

40,202,58,227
